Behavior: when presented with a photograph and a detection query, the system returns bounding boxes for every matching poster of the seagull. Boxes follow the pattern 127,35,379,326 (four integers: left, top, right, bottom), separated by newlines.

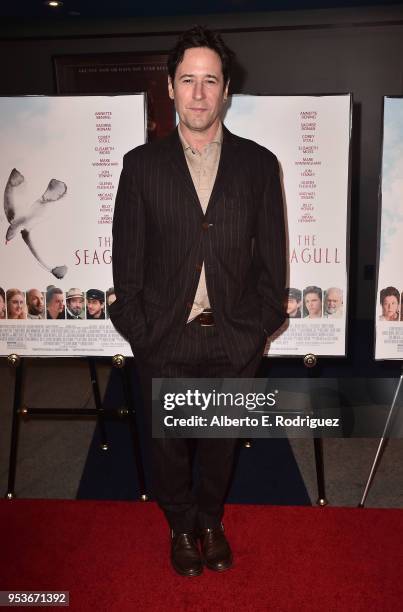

0,95,146,356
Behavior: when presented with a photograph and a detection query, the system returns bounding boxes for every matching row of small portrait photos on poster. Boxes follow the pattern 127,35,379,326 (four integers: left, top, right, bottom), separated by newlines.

286,286,344,319
0,286,116,321
378,286,403,321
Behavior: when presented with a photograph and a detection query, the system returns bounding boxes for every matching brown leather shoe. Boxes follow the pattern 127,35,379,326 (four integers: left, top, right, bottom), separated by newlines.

171,531,203,577
199,524,233,572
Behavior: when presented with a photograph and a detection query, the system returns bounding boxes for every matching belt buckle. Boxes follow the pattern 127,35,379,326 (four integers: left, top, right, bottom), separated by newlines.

199,309,214,327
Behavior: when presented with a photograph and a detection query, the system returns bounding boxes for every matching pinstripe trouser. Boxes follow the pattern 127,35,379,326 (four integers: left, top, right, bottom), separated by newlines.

137,317,265,532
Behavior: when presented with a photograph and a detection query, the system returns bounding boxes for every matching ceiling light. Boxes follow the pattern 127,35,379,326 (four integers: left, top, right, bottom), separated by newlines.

45,1,64,7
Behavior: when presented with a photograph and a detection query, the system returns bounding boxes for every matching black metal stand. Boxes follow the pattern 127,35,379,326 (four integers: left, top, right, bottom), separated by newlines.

114,357,148,501
5,355,23,499
313,438,327,506
304,353,328,506
358,366,403,507
241,353,327,505
88,357,108,450
4,354,148,501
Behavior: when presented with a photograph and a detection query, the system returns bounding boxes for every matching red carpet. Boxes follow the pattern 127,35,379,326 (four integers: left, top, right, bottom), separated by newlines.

1,500,403,611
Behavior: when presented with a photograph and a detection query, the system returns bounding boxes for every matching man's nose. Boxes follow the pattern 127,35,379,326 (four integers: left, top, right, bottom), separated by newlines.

193,81,205,99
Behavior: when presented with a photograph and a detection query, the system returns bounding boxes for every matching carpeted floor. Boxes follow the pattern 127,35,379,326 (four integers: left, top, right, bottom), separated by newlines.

2,499,403,611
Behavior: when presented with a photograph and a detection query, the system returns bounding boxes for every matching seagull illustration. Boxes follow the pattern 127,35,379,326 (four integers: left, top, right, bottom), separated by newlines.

4,168,68,279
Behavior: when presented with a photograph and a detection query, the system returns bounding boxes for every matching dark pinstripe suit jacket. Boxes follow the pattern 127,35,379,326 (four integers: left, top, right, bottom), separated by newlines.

110,125,286,370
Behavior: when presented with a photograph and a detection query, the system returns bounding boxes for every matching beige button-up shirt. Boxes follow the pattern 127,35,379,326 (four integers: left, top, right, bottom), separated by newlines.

178,123,223,322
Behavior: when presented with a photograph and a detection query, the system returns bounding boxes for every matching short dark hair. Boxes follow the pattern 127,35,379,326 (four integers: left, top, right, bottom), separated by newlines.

46,285,63,302
167,25,234,86
304,286,322,300
286,287,302,302
380,286,400,305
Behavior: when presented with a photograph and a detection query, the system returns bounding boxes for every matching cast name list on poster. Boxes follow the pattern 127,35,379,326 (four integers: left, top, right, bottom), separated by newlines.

297,111,319,227
74,109,117,267
290,109,339,265
94,110,116,226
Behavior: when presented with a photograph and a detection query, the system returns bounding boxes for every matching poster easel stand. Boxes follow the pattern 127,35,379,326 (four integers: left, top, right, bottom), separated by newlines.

5,354,23,500
111,355,148,501
304,353,328,507
358,364,403,507
4,353,148,501
243,352,327,506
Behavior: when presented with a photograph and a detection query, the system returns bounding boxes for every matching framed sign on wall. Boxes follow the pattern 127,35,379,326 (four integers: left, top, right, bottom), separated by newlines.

54,52,175,142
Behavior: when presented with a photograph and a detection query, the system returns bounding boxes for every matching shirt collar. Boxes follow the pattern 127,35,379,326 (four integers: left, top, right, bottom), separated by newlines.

178,122,223,153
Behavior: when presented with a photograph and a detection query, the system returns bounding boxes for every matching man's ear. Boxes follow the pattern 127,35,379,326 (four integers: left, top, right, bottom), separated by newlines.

168,76,174,100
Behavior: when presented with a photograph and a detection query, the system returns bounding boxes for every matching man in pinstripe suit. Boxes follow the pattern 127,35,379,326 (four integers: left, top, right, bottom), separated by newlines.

111,26,286,576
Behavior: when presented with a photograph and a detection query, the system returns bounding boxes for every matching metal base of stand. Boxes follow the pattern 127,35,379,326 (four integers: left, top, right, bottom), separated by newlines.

359,368,403,507
4,354,148,501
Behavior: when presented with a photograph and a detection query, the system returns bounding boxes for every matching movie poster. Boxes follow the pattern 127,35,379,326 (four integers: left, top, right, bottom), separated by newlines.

225,95,351,357
375,96,403,359
0,95,145,357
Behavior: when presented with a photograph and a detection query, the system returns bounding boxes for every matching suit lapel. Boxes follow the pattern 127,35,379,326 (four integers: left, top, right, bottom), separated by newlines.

205,125,236,218
166,128,203,216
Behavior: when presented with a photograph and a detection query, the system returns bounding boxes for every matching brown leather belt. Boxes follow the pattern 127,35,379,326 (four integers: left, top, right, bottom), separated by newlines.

196,309,215,326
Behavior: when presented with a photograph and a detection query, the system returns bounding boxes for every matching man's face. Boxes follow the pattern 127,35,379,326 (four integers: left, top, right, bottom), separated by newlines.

68,297,84,316
49,293,64,315
168,47,228,137
287,297,301,317
87,298,103,318
382,295,399,320
27,290,44,315
305,292,322,317
326,290,342,315
107,293,116,307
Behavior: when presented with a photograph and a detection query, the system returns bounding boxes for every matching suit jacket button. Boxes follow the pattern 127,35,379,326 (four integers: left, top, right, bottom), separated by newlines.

195,263,202,271
186,302,193,309
202,222,210,230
